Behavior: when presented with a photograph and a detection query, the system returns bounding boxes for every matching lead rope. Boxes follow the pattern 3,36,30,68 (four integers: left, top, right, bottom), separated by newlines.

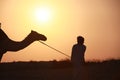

39,41,70,58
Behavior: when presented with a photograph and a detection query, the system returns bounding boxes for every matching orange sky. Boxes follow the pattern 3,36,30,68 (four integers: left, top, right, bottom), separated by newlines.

0,0,120,62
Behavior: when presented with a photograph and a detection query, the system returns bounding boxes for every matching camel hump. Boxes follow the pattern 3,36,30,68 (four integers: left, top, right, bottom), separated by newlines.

30,30,47,41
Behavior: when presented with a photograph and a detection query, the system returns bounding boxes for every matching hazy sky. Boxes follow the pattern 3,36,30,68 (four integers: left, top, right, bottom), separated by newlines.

0,0,120,62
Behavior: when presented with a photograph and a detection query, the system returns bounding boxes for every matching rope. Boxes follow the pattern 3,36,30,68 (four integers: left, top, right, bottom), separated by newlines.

39,41,70,58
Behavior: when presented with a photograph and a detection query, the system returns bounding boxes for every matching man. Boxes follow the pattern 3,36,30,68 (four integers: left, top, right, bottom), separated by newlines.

71,36,86,80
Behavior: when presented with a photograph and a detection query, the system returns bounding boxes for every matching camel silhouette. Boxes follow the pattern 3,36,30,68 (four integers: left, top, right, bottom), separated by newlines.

0,28,47,62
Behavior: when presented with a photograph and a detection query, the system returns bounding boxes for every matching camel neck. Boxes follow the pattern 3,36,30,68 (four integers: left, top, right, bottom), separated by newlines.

3,33,36,52
22,33,35,45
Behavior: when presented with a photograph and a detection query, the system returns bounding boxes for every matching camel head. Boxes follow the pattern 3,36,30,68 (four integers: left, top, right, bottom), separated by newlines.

30,30,47,41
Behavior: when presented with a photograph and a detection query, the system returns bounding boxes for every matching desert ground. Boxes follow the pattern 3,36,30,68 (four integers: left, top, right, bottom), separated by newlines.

0,59,120,80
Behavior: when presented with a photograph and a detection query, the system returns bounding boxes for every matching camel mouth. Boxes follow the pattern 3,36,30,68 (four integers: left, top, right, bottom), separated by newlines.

41,35,47,41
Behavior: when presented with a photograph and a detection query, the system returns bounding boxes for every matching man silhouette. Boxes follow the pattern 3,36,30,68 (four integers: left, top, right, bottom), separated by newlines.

71,36,86,80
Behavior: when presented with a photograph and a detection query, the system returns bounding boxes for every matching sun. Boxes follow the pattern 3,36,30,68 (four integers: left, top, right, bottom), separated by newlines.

34,7,52,23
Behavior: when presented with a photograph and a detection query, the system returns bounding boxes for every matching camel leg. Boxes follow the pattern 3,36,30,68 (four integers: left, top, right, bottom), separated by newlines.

0,50,7,62
0,54,3,62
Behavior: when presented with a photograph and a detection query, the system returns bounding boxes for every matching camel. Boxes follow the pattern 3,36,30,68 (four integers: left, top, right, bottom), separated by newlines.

0,29,47,62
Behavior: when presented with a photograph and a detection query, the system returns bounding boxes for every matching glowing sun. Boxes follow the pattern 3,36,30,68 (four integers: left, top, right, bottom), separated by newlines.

34,7,52,23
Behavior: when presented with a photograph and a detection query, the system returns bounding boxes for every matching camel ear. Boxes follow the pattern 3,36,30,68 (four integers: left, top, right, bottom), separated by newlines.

31,30,35,33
